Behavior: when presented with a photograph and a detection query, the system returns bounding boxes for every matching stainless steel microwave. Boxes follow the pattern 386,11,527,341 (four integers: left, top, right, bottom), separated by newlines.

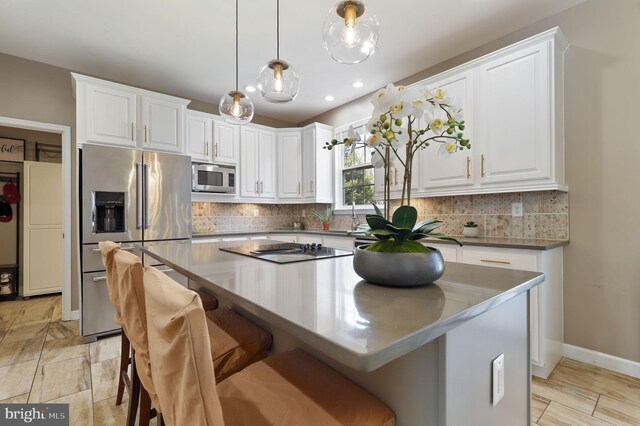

191,163,236,193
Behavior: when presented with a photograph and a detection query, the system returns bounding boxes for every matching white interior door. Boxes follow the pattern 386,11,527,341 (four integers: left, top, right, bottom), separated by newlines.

23,161,63,296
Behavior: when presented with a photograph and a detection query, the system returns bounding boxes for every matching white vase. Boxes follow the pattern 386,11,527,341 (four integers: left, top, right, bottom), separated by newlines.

463,227,480,238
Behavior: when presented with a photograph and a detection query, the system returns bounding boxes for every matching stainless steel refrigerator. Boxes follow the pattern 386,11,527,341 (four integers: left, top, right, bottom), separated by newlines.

80,144,192,341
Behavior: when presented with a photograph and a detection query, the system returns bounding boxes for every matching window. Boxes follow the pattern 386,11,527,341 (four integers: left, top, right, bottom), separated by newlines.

335,122,380,209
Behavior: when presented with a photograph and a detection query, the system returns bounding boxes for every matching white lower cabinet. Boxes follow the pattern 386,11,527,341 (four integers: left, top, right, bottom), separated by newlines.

460,245,563,378
270,234,299,243
322,236,356,250
299,235,323,245
422,242,458,262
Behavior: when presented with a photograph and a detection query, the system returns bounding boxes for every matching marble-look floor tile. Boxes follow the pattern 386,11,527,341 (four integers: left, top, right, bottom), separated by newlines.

91,357,120,403
46,320,79,340
40,336,89,365
89,335,121,363
14,296,57,325
0,393,29,404
51,297,62,322
550,358,640,407
531,394,550,422
93,395,128,426
593,395,640,425
538,402,611,426
48,389,93,426
0,320,48,367
29,355,91,403
0,359,38,400
533,376,598,415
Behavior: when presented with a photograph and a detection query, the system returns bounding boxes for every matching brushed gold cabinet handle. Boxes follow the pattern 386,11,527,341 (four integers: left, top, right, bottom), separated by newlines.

205,142,208,156
394,168,398,186
215,143,218,158
131,123,134,141
466,156,471,179
480,259,511,265
310,180,314,193
260,181,264,194
256,181,259,194
144,125,148,143
298,181,301,194
481,155,485,177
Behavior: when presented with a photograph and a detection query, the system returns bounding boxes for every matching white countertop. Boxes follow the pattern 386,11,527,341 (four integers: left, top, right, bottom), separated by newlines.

143,240,544,371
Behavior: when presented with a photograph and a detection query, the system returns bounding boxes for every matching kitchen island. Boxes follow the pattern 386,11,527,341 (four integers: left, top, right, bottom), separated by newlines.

143,240,545,426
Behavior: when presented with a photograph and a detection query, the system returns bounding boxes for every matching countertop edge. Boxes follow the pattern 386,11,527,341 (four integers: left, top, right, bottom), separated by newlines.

192,230,569,250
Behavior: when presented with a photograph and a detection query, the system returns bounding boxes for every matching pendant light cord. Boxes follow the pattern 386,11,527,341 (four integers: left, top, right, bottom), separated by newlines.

276,0,280,60
235,0,239,91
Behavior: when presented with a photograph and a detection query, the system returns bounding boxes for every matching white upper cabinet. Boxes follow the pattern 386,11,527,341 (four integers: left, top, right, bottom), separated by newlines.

213,119,240,164
476,42,551,185
277,131,302,199
73,73,190,153
370,28,568,199
186,110,212,162
420,70,475,190
301,124,334,203
84,83,137,148
141,95,184,153
240,126,276,199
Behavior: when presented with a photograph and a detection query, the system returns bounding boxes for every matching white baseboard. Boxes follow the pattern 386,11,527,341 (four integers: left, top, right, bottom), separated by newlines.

70,310,80,321
563,343,640,379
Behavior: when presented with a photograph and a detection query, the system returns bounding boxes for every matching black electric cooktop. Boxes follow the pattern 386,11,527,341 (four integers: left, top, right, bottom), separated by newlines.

219,242,354,264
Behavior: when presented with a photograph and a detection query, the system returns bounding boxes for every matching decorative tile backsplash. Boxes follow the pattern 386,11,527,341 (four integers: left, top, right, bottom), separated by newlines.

192,190,569,240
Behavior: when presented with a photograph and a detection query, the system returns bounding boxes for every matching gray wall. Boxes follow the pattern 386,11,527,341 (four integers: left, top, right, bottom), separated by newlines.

304,0,640,363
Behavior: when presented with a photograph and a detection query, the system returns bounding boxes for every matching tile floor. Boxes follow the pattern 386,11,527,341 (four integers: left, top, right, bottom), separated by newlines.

1,295,640,425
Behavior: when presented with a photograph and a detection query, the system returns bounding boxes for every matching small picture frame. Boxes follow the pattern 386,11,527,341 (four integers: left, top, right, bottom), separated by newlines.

0,137,25,163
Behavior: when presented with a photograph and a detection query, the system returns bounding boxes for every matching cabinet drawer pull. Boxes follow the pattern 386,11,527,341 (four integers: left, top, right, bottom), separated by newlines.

92,276,107,282
131,123,134,141
481,155,485,177
205,142,209,156
215,143,218,157
144,125,148,143
480,259,511,265
255,181,259,194
260,181,264,194
466,156,471,179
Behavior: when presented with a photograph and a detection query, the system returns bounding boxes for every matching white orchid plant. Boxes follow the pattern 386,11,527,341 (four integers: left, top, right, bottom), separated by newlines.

325,83,470,219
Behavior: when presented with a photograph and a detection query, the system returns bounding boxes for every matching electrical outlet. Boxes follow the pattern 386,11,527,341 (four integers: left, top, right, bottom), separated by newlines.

253,208,259,217
511,202,523,217
492,354,505,406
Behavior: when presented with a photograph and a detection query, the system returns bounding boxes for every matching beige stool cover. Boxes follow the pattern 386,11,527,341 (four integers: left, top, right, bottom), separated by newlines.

218,349,396,426
98,241,122,326
113,250,160,411
205,307,272,382
144,266,225,426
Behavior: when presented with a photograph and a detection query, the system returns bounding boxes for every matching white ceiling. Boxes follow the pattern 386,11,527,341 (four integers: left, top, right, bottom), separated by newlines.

0,0,585,124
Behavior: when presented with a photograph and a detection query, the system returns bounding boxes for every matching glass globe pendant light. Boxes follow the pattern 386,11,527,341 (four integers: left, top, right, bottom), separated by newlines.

322,1,379,64
219,0,254,124
257,0,300,103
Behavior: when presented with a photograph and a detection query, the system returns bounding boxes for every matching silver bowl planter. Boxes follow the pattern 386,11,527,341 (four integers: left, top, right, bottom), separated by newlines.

353,245,445,287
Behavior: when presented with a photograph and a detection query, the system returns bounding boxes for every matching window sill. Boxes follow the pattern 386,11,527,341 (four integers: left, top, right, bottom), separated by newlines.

334,207,379,215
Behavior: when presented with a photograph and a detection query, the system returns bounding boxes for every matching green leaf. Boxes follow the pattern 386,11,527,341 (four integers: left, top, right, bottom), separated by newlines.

392,206,418,229
428,233,464,247
366,215,391,231
413,218,439,230
372,203,384,217
415,221,444,235
409,233,429,240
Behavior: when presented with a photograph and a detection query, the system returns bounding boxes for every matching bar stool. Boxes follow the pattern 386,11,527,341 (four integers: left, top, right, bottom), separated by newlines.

98,241,130,407
99,242,218,425
144,267,396,426
114,249,272,425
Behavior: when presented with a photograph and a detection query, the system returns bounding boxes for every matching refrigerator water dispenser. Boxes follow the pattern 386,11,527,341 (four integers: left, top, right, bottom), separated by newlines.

94,191,125,233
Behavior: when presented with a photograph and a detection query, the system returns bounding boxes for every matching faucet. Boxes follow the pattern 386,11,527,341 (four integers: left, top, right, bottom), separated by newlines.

351,201,361,231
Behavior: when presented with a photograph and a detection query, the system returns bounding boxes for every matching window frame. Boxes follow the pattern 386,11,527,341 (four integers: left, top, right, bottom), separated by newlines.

333,118,380,214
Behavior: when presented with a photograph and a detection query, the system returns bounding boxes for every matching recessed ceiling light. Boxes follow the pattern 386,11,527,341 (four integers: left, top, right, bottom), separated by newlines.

324,95,335,101
243,85,257,93
352,81,364,88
